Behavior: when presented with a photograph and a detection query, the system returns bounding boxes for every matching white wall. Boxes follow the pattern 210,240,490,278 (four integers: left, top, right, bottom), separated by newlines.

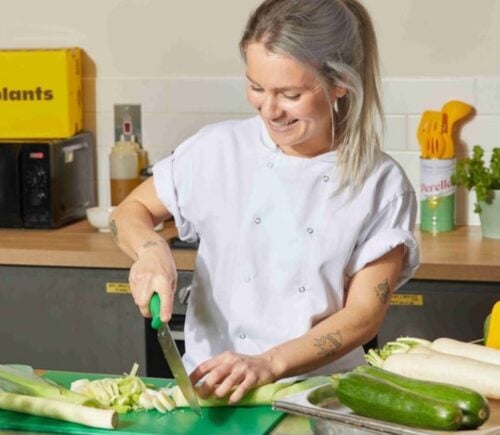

3,1,499,77
1,1,500,225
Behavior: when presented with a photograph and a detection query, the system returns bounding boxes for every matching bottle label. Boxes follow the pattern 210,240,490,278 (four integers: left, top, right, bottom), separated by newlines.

420,158,456,233
420,158,455,199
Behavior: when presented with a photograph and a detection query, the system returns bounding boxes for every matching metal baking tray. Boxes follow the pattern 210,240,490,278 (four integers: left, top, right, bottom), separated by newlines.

273,383,449,435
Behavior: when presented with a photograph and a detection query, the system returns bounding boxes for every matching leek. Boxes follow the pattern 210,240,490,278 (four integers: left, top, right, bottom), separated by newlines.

170,376,331,408
271,376,331,400
0,392,117,429
0,364,94,406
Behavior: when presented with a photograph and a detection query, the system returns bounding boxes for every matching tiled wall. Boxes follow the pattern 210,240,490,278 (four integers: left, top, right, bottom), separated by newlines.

84,76,500,225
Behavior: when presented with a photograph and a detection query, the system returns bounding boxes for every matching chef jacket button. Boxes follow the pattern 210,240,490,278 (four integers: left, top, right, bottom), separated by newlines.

298,286,306,293
244,276,252,283
307,227,314,234
323,175,330,182
255,217,261,224
267,162,274,168
239,333,246,339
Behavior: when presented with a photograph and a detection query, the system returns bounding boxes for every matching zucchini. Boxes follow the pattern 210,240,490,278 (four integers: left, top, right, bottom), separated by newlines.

355,365,489,429
336,372,463,431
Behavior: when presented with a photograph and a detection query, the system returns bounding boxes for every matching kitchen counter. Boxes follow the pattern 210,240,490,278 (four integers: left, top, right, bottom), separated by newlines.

0,219,195,271
0,220,499,281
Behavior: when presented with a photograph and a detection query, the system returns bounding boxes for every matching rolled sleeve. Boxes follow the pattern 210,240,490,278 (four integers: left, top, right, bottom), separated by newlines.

345,192,420,289
153,152,198,243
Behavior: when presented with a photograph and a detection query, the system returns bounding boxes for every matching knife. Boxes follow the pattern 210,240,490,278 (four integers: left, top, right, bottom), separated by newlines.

149,293,202,417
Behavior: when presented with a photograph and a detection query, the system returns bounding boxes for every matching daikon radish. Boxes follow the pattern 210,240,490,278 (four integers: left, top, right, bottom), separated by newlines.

407,345,440,355
381,352,500,400
431,338,500,366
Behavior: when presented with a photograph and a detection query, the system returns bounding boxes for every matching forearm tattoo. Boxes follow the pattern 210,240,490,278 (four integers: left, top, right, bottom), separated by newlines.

314,330,342,357
375,278,390,304
142,241,159,250
109,219,118,242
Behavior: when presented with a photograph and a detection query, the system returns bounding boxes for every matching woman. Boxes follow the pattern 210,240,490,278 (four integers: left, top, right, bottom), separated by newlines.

110,0,419,404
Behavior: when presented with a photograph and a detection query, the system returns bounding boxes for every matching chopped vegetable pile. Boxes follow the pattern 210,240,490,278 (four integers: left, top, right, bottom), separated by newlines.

68,363,332,415
70,363,151,414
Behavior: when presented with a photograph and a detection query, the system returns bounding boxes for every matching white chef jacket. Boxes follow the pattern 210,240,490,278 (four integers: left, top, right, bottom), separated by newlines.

153,116,419,375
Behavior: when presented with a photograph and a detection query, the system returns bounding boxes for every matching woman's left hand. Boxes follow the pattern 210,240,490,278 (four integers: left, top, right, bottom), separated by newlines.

190,351,278,404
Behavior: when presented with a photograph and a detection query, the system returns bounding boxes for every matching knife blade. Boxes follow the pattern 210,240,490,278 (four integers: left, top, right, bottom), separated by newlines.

149,293,202,417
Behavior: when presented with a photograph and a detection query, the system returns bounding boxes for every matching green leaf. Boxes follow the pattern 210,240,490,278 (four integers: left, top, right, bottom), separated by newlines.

452,145,500,213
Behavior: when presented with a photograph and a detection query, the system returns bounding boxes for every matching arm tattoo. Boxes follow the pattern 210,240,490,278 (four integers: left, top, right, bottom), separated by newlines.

314,330,342,358
142,241,159,249
109,220,118,243
375,278,390,304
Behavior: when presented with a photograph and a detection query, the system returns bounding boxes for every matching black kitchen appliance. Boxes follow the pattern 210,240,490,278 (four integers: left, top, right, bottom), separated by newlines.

0,131,96,228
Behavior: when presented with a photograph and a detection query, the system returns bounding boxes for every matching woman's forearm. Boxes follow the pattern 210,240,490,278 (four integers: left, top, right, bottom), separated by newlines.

109,200,167,260
109,178,172,260
262,304,381,378
264,245,404,378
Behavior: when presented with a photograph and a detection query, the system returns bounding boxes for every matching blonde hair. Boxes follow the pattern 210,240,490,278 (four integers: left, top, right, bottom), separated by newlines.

240,0,384,194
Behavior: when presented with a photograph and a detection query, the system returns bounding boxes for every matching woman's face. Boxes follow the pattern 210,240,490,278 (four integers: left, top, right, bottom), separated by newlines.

245,42,343,157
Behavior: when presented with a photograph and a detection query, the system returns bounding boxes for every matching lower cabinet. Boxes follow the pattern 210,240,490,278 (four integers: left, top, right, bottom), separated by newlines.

0,265,146,375
379,279,500,345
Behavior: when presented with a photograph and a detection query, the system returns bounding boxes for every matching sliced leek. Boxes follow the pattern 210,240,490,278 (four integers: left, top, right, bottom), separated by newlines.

70,363,147,413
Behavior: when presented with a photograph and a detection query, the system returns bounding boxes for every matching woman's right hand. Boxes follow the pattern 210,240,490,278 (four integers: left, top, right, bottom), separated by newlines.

128,239,177,323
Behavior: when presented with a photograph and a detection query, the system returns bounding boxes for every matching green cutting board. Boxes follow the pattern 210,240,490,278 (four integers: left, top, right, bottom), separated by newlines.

0,371,285,435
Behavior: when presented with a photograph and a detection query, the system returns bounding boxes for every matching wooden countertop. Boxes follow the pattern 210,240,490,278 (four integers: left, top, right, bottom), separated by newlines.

414,226,500,282
0,219,195,271
0,220,499,282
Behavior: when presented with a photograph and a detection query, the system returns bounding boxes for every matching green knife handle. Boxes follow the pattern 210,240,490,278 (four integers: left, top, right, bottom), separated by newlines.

149,293,163,330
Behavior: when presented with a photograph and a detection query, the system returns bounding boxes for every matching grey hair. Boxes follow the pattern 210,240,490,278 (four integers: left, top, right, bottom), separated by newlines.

240,0,384,195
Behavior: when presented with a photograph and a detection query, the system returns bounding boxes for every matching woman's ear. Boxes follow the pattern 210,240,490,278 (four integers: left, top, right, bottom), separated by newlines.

333,86,347,98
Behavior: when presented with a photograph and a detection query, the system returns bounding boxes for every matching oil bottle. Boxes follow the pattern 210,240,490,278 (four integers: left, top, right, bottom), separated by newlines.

109,135,141,205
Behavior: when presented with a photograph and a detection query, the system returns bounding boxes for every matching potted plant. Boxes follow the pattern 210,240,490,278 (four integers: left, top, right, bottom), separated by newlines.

452,145,500,238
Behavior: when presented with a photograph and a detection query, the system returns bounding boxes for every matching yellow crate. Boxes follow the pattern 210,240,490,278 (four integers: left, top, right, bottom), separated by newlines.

0,47,83,139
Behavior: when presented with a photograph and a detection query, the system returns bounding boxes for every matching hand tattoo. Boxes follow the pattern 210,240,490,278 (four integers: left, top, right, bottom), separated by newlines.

375,278,390,304
314,330,342,357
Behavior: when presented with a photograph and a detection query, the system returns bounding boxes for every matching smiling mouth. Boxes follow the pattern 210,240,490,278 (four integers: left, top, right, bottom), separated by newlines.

268,119,298,131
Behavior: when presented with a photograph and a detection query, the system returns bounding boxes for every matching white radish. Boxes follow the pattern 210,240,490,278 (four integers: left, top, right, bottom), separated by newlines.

382,352,500,399
431,337,500,366
0,392,117,429
407,345,441,355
